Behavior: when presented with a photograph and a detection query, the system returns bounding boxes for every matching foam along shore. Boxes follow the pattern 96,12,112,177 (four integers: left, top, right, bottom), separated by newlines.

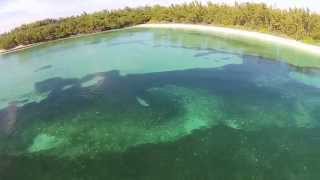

136,23,320,57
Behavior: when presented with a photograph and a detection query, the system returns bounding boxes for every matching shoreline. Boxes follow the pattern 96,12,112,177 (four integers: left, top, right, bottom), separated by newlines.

136,23,320,56
1,23,320,56
0,27,135,55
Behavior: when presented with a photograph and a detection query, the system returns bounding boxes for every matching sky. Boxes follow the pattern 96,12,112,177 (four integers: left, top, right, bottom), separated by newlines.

0,0,319,33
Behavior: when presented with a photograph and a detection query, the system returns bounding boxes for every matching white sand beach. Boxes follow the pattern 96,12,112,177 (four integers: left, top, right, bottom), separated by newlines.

0,44,37,55
136,23,320,56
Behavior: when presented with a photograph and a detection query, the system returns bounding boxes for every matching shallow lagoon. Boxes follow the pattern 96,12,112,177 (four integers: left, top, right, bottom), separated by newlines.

0,28,320,179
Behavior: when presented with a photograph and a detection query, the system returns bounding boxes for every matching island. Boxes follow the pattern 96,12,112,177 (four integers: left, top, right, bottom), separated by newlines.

1,2,320,54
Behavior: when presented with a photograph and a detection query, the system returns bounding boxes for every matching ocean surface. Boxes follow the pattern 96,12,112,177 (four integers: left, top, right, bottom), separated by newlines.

0,28,320,180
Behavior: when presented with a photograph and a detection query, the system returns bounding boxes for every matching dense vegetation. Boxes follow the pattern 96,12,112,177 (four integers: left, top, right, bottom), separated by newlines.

1,2,320,49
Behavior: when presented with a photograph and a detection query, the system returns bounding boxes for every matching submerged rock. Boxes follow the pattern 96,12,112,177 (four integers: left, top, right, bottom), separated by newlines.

62,84,74,90
81,76,104,88
136,96,150,107
28,134,64,153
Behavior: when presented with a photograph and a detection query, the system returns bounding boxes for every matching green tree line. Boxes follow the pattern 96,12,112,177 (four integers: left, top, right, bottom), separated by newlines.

1,2,320,49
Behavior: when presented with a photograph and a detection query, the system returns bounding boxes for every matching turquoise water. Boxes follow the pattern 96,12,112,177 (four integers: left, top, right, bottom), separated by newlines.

0,28,320,179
